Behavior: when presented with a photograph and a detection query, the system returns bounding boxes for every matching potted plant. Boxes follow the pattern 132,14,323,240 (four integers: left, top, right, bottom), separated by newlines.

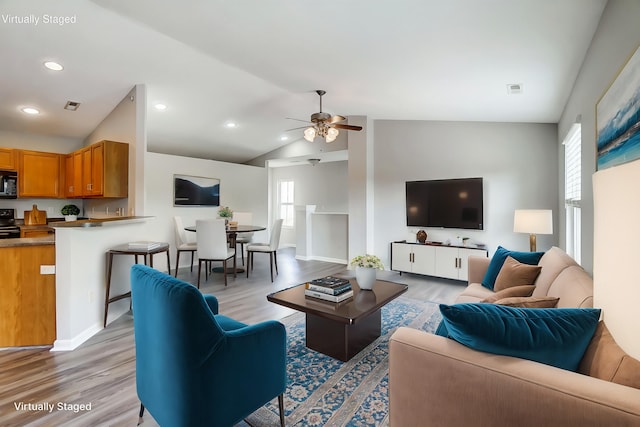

350,254,384,290
218,206,233,225
61,204,80,221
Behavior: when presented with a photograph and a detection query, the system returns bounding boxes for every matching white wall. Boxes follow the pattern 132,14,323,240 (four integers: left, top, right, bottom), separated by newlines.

271,160,349,246
145,151,269,272
557,0,640,274
373,120,558,268
559,0,640,357
83,85,143,217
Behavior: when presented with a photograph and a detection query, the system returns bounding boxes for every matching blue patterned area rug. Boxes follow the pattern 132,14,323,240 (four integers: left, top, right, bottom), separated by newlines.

246,297,441,427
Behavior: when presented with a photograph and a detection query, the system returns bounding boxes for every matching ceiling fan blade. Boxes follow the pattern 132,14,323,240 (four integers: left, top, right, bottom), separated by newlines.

333,124,363,131
285,117,312,124
329,115,346,124
284,125,310,132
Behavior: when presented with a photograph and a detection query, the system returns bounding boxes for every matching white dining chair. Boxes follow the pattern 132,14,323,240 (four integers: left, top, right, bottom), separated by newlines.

196,219,236,288
232,212,253,265
173,216,198,277
246,219,283,282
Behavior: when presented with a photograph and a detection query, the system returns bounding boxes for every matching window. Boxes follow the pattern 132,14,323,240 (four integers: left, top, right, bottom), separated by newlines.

564,124,581,264
279,180,295,227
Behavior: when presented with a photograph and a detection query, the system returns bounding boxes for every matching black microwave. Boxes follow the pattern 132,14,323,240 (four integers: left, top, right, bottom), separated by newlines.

0,170,17,199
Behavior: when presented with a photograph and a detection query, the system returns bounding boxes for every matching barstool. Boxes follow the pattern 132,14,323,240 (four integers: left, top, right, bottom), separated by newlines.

103,242,171,327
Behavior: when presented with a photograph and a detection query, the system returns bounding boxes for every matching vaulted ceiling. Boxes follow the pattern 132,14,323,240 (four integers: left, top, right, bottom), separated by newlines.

0,0,607,163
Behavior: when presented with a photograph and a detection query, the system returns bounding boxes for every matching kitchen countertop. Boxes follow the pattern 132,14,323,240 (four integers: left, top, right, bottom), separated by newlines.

49,216,153,228
0,235,55,248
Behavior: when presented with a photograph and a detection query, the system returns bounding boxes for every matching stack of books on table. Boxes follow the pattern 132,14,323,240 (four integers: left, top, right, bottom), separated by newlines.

127,241,163,250
304,276,353,303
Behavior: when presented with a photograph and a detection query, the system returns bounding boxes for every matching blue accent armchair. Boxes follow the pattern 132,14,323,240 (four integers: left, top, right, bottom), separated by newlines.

130,264,287,427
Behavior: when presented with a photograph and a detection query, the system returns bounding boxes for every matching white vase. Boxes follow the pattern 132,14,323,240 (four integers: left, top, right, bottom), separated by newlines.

355,266,377,290
64,215,77,222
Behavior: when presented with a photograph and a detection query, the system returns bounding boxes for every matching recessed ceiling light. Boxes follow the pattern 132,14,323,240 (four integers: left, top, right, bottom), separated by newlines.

44,61,63,71
280,136,289,141
226,122,237,128
154,103,167,110
21,107,40,115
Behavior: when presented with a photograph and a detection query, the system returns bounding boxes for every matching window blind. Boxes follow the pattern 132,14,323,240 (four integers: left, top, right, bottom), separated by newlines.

564,124,581,206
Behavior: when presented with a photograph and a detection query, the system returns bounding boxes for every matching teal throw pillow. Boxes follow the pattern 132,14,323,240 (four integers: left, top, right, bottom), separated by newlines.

434,320,448,337
439,303,601,371
481,246,544,289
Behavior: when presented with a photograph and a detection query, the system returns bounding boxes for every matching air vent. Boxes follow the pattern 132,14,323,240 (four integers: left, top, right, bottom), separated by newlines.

507,84,523,95
64,101,80,111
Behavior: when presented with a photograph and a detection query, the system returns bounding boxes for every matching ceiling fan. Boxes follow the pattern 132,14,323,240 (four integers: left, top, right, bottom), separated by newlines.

287,90,362,143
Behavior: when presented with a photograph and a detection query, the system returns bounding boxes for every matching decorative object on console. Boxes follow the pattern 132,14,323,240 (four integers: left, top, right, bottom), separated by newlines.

416,229,427,244
61,204,80,222
513,209,553,252
350,254,384,290
596,44,640,171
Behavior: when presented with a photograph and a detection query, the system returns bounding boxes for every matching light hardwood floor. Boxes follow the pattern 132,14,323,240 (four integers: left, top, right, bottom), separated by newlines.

0,248,465,426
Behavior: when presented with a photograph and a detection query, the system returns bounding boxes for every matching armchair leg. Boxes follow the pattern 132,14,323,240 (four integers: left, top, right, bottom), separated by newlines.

138,403,145,425
278,394,285,427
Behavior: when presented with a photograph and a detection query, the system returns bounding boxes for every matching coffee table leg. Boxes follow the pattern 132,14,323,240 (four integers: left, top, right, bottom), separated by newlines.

305,310,382,362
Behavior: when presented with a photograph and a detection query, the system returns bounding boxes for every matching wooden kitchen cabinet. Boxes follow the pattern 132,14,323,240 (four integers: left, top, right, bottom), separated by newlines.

0,148,17,170
80,140,128,198
0,244,56,346
64,152,85,198
18,150,63,198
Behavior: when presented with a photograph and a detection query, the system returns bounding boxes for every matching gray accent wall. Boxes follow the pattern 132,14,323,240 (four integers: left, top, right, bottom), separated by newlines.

373,120,558,268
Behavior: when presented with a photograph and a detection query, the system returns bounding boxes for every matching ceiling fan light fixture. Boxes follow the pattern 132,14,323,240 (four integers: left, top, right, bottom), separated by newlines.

304,127,316,142
325,127,339,143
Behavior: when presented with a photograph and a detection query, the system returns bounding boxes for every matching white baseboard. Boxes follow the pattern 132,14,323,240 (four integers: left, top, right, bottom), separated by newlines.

51,323,102,352
295,255,311,261
307,255,348,264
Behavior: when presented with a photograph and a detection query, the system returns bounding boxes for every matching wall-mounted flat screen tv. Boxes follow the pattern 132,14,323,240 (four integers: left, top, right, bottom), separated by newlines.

174,174,220,206
406,177,483,230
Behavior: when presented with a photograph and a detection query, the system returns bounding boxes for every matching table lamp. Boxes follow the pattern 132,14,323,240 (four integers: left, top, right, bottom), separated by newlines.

513,209,553,252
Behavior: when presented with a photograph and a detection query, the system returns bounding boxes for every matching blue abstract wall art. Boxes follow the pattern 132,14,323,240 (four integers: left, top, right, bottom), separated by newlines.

597,45,640,170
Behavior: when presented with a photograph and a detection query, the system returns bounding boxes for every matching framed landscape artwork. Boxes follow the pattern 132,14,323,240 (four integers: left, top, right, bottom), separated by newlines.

173,175,220,206
596,45,640,170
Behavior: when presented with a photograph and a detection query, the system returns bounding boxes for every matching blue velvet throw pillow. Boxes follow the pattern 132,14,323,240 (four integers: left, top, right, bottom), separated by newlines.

434,320,449,337
481,246,544,289
439,303,601,371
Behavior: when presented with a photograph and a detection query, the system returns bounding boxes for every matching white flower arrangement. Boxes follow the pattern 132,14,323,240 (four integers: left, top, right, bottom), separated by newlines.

350,254,384,270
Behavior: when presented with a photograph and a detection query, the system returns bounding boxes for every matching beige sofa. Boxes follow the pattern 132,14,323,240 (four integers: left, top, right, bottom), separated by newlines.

389,247,640,426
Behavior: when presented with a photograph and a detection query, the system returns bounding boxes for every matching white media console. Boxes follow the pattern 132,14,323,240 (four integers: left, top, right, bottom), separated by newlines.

391,241,488,281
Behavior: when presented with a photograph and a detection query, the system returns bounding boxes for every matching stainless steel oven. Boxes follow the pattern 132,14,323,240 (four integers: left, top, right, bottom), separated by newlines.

0,208,20,239
0,170,18,199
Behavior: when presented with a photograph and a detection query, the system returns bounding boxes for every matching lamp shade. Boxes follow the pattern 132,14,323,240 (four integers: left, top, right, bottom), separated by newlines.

303,127,316,142
513,210,553,234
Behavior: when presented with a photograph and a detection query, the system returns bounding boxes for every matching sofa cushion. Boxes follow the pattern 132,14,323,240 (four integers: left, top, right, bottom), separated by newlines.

544,266,593,308
579,321,640,390
439,303,601,371
456,282,497,303
480,285,536,303
481,246,544,290
494,296,559,308
531,246,580,297
493,256,542,292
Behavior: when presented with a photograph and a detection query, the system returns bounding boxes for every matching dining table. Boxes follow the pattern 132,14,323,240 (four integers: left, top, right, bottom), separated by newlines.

185,224,266,273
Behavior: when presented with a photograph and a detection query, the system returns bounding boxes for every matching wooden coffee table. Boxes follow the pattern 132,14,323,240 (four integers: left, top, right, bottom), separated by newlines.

267,279,408,361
